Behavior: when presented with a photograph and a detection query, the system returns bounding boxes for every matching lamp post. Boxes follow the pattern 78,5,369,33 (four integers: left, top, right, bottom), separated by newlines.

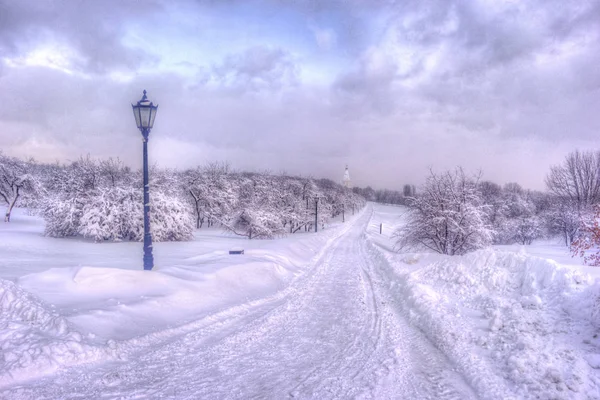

132,90,158,271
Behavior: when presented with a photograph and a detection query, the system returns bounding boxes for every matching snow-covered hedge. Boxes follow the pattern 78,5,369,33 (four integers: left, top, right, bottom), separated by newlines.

44,187,194,242
228,208,287,239
10,156,366,241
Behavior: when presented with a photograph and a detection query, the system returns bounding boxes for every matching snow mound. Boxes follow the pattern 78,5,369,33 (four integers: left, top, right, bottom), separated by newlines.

18,258,299,341
0,279,113,387
378,246,600,399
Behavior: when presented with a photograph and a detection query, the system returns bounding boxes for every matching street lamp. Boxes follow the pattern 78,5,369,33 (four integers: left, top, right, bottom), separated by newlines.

132,90,158,271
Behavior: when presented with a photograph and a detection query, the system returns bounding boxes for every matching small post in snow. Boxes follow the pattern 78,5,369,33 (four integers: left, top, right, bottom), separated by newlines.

380,223,383,234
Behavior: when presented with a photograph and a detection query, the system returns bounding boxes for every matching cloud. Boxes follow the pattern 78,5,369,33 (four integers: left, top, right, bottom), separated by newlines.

211,46,298,92
309,24,337,50
1,0,600,191
0,0,161,75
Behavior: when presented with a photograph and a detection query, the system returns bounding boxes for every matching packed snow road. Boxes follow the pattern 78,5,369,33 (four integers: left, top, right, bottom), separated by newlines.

7,208,477,399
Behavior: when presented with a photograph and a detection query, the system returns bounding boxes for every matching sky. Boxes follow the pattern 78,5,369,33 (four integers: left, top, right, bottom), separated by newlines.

1,0,599,190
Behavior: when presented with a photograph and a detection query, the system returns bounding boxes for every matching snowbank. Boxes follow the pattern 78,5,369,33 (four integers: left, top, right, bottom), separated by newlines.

373,245,600,399
0,280,115,387
17,257,297,341
368,204,600,399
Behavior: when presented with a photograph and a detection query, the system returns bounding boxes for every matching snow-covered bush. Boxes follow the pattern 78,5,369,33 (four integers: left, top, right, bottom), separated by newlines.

183,165,365,238
59,186,194,242
41,157,194,242
476,180,550,246
149,190,195,241
493,190,546,245
78,187,137,241
42,196,82,237
394,168,494,255
228,208,287,239
571,206,600,266
10,154,365,240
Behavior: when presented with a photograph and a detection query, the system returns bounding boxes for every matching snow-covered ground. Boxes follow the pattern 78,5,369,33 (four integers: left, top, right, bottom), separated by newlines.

1,204,600,399
0,208,356,385
368,204,600,399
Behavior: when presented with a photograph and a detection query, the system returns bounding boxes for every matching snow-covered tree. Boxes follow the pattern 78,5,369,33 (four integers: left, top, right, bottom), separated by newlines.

228,208,287,239
493,186,543,245
394,168,493,255
546,150,600,207
224,172,287,239
99,157,131,188
571,206,600,266
0,153,37,222
5,153,366,241
479,181,505,233
183,162,237,229
511,216,544,245
545,198,585,247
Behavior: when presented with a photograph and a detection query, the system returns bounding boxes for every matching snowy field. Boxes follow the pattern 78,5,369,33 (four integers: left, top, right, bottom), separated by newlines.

1,204,600,399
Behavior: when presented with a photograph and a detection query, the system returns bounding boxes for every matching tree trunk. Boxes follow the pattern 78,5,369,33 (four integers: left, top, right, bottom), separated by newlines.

4,191,18,223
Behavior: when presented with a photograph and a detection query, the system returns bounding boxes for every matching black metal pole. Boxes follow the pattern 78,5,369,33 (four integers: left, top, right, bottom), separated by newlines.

306,197,309,231
142,129,154,271
315,197,318,233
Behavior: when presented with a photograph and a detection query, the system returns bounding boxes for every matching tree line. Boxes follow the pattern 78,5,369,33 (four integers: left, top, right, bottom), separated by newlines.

4,149,600,262
351,184,416,206
0,153,365,241
393,150,600,264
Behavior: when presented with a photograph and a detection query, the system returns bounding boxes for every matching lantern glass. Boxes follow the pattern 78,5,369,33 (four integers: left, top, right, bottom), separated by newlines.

132,90,158,130
140,105,152,128
148,106,157,128
132,107,142,129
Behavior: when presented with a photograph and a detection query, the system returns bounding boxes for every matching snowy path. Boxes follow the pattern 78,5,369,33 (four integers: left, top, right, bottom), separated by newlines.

8,208,477,399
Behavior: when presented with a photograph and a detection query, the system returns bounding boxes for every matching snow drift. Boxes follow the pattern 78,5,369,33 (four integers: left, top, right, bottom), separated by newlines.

372,244,600,400
17,258,297,341
0,279,114,387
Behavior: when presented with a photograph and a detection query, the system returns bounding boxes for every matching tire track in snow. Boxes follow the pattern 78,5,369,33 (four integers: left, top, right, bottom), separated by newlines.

363,206,479,400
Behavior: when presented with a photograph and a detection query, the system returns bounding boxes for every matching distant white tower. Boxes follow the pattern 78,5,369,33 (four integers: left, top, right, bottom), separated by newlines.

343,165,351,188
